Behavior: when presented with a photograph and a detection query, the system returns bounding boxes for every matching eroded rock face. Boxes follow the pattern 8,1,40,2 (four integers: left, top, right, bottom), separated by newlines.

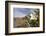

14,16,30,28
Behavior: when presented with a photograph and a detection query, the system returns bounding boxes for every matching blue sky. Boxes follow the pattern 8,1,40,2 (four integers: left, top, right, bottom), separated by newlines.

13,8,38,17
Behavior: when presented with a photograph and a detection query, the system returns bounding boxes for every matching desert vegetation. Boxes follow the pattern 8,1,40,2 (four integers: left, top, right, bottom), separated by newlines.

14,9,40,28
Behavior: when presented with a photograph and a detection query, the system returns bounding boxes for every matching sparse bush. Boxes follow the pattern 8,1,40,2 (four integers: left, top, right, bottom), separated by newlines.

28,19,39,27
